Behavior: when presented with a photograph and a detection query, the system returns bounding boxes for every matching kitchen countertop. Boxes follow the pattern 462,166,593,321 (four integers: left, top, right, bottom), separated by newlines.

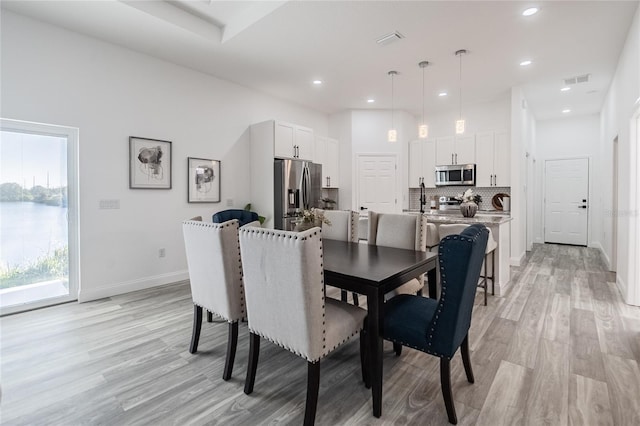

402,209,512,225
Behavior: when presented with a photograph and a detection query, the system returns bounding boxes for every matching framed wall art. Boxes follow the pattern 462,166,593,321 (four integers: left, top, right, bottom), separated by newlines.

188,157,221,203
129,136,172,189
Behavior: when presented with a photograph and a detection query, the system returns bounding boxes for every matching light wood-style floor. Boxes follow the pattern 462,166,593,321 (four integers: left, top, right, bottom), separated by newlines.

2,243,640,425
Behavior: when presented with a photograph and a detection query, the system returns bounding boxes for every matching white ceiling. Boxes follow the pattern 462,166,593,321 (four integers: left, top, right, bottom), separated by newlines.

3,1,638,121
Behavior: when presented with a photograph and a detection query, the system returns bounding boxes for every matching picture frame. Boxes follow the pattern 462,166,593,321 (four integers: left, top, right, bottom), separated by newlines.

188,157,221,203
129,136,172,189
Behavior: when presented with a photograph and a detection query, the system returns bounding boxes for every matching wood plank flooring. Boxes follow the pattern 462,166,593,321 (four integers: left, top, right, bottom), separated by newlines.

2,243,640,425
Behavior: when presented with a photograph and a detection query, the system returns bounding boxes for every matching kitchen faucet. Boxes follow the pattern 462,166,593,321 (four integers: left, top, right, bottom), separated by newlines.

419,180,427,213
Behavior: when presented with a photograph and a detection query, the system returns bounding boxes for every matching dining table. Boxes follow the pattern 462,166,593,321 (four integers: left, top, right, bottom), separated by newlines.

322,239,438,418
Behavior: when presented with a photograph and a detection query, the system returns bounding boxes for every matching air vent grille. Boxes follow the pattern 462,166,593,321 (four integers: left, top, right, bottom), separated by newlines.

563,74,590,85
376,31,405,45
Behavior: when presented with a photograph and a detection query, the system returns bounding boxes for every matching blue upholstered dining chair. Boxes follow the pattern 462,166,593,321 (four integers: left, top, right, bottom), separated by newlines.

239,226,368,426
382,223,489,424
182,219,245,381
212,209,259,227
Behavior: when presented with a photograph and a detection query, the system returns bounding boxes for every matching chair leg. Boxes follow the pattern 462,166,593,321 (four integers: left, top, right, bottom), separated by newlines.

223,322,239,381
359,329,370,387
352,293,359,306
189,305,203,354
304,361,321,426
440,358,458,425
207,310,213,322
393,342,403,356
460,334,474,384
483,255,488,306
244,332,261,395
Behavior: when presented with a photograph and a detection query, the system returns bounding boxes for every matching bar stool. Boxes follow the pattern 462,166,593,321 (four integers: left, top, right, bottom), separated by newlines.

438,224,497,306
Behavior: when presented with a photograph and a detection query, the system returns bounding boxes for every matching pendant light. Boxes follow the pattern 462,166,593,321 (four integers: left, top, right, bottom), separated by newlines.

455,49,467,134
418,61,429,139
388,70,398,142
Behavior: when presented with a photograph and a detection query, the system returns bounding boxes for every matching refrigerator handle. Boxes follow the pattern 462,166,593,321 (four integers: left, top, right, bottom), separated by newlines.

302,164,310,209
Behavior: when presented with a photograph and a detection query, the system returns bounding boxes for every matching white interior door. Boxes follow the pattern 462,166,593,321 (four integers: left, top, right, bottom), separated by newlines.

356,154,397,213
544,158,589,246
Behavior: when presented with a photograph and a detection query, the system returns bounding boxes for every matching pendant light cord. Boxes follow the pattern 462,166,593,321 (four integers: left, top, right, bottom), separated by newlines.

391,71,395,129
459,51,463,119
422,65,425,124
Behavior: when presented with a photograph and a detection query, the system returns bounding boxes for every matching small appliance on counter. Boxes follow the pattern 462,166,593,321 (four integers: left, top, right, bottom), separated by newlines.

439,196,460,210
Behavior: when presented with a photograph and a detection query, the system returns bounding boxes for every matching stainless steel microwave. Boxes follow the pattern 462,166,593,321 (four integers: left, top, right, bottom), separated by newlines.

435,164,476,186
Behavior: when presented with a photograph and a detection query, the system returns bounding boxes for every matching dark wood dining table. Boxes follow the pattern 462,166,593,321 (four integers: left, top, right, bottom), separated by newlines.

322,239,438,418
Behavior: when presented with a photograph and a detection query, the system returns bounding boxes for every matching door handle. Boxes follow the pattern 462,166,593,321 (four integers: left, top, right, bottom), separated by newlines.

579,205,587,209
455,153,458,164
451,153,454,164
360,206,367,210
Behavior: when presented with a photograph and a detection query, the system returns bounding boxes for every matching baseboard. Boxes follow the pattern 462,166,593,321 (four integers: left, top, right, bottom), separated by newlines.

615,275,628,303
591,241,613,270
534,237,544,244
78,270,189,302
510,251,525,267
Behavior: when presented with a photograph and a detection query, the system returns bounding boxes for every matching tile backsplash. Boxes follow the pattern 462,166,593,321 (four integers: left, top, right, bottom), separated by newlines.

409,186,511,211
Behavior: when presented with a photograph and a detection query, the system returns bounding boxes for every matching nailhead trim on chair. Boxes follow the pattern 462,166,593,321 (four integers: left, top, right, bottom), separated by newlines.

242,226,361,362
185,219,246,321
422,229,487,360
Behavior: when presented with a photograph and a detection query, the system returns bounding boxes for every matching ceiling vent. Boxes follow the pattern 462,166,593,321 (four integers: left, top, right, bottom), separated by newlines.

376,31,405,45
563,74,590,85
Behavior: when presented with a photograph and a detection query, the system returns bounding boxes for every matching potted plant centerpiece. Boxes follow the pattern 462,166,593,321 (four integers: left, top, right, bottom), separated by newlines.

294,208,331,231
456,189,482,218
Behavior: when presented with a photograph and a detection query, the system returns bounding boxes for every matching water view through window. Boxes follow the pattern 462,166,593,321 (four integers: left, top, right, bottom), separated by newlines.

0,129,69,309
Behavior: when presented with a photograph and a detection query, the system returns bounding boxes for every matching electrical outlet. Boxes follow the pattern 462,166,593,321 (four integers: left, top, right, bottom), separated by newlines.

226,198,234,207
159,248,166,258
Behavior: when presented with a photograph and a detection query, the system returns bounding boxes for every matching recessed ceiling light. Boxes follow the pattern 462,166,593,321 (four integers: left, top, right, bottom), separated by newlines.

520,60,532,66
561,87,571,92
367,98,375,103
312,80,322,85
562,109,571,113
522,7,539,16
438,92,448,97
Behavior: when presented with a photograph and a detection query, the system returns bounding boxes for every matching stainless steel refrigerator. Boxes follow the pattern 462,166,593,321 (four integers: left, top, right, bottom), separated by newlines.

274,159,322,231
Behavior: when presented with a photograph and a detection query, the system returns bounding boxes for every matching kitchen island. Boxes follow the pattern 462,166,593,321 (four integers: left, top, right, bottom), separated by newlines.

406,210,513,297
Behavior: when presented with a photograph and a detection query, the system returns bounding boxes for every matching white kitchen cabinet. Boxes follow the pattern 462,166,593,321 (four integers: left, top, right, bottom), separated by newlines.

435,137,455,165
493,131,510,186
409,139,436,188
455,135,475,164
314,136,340,188
273,121,314,160
475,131,510,187
436,135,474,165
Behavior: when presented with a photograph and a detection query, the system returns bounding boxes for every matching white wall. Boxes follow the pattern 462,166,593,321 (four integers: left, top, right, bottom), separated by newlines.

599,5,640,305
328,111,353,209
510,87,537,266
421,96,511,138
1,10,329,301
533,115,601,246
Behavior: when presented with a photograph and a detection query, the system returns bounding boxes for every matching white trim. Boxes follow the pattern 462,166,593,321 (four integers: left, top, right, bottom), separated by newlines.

510,251,526,267
78,270,189,302
0,118,80,314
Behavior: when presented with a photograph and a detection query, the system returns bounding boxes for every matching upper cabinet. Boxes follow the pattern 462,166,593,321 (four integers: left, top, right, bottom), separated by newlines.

435,135,475,165
409,139,436,188
475,131,510,187
314,136,340,188
274,121,314,160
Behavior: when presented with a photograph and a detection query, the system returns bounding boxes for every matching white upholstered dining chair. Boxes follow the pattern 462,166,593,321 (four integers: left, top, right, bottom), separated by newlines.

367,211,429,298
314,208,361,305
239,226,367,426
182,219,245,381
